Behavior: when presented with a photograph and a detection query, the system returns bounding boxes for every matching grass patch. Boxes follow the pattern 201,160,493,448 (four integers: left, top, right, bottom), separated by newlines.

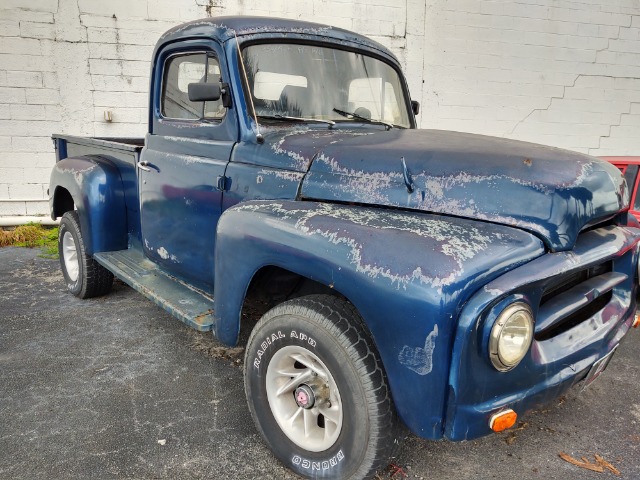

0,223,59,258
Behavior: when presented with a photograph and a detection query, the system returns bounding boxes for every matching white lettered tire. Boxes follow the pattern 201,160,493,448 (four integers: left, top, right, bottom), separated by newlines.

244,294,399,479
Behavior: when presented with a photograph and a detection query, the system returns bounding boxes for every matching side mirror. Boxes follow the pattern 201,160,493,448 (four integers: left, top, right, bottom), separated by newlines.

188,83,221,102
411,100,420,115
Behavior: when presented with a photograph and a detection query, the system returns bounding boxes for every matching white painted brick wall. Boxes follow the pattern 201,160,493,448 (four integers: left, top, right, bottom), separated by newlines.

0,0,638,218
419,0,640,157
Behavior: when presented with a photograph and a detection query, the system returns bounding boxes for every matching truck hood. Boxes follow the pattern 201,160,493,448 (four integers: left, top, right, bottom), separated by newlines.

300,129,626,251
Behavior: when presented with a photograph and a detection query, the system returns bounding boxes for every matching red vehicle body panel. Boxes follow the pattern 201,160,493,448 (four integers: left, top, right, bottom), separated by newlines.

602,157,640,223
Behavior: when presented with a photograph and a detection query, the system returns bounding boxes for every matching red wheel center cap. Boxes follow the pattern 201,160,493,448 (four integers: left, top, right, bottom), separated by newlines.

294,385,315,409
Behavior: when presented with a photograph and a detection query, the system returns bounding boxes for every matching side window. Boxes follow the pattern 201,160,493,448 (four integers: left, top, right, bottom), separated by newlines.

161,53,225,121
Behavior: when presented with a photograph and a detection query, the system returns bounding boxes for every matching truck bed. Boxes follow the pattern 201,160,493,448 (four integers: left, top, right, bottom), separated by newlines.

51,134,144,255
52,134,144,163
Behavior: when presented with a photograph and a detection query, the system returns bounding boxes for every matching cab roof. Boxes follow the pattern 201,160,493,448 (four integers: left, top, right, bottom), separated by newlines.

156,16,399,65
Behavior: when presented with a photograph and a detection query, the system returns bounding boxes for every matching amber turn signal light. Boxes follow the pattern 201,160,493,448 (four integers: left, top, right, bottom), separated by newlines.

633,314,640,328
489,409,518,432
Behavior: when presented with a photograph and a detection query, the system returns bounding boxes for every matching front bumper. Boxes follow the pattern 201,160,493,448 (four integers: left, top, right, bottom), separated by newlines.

445,225,640,441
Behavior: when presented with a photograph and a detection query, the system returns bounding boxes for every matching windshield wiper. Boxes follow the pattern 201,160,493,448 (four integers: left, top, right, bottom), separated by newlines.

332,108,395,130
258,114,335,128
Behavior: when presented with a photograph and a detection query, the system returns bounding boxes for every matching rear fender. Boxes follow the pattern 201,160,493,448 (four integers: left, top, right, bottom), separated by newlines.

49,155,127,255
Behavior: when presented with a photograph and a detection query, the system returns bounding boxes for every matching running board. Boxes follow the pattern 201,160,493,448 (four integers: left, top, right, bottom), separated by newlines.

93,249,215,332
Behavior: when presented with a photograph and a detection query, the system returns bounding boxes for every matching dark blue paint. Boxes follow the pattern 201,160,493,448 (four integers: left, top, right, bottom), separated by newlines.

150,39,239,141
230,125,376,171
139,135,232,293
140,38,238,292
214,201,546,438
221,160,304,211
49,155,128,255
446,225,640,440
48,16,640,444
156,16,400,68
49,135,143,251
302,129,627,252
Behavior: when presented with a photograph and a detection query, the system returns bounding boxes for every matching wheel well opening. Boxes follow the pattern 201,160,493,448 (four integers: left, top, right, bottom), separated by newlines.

53,187,74,218
237,266,345,345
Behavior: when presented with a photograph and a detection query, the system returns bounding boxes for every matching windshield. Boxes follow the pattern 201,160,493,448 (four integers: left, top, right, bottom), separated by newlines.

241,43,412,128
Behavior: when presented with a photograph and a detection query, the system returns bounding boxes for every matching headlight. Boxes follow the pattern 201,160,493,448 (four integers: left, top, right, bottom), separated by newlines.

489,302,534,371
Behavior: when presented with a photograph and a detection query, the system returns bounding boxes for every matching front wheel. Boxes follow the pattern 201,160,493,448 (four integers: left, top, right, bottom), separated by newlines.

58,211,113,299
244,295,399,479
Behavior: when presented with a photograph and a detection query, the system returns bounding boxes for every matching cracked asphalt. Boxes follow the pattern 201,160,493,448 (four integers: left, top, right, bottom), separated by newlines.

1,247,639,479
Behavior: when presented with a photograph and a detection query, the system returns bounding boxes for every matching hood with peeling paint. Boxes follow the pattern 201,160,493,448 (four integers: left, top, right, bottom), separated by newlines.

300,129,627,251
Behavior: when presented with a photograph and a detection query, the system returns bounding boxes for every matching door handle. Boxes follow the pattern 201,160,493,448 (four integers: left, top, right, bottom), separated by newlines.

137,160,152,172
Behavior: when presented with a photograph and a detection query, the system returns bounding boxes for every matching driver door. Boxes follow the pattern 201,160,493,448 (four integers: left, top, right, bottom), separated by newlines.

139,43,237,294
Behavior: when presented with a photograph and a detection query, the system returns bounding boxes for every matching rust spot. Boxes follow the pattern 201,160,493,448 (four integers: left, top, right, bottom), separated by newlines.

195,309,215,324
523,158,532,167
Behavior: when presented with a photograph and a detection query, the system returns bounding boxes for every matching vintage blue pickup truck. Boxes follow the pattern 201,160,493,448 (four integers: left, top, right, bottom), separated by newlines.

49,16,640,479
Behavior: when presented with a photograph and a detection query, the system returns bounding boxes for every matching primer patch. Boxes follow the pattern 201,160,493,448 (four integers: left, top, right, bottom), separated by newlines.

398,325,438,375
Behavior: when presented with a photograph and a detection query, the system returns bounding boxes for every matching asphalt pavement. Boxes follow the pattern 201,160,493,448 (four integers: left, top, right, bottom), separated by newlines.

1,247,639,479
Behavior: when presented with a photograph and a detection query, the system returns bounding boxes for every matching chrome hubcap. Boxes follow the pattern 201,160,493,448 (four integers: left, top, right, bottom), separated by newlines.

62,231,79,282
266,345,343,452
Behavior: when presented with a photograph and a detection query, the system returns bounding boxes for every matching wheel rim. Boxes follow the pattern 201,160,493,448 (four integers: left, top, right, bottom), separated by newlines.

62,231,79,282
266,345,343,452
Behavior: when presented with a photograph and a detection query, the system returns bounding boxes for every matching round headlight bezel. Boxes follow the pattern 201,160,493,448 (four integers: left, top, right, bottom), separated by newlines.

489,302,534,372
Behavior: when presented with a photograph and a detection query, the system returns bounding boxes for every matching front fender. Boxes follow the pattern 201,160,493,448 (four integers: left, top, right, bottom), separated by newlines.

214,200,544,438
49,155,127,255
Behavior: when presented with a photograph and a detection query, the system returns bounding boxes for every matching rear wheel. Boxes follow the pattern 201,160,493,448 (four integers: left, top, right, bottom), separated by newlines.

58,211,113,299
244,294,399,479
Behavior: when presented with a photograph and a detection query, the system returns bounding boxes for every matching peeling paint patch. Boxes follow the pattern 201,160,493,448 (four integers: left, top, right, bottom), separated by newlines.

165,135,217,145
232,202,499,291
315,153,402,204
258,169,305,182
398,325,438,375
261,127,375,172
153,150,206,166
144,239,180,263
156,246,179,263
483,285,504,296
55,161,98,186
300,128,625,251
160,20,226,41
270,128,313,170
